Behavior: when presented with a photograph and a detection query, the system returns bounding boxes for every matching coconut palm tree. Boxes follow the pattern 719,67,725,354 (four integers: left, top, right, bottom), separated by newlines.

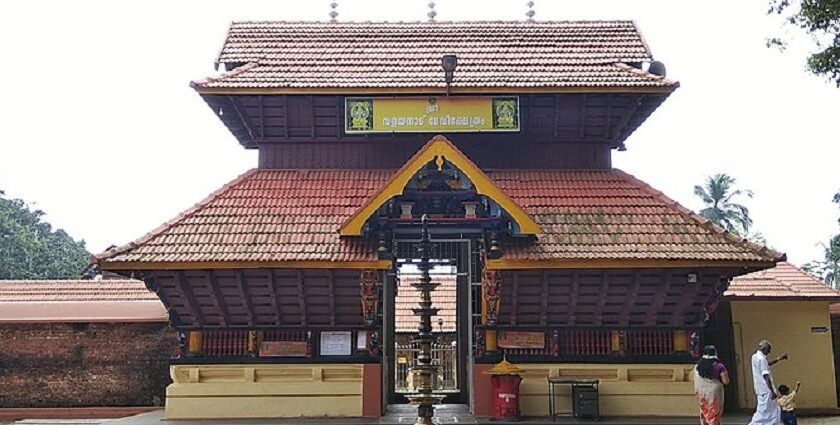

693,174,753,236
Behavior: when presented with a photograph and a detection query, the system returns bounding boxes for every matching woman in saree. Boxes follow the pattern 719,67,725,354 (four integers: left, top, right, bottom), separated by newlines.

694,345,730,425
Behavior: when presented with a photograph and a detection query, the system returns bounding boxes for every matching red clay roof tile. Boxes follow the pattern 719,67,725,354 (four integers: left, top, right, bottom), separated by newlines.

0,279,167,322
99,167,782,266
395,274,457,333
192,21,677,91
725,262,840,301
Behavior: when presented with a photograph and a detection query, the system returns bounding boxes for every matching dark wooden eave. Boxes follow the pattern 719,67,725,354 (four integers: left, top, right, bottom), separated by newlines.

202,92,672,151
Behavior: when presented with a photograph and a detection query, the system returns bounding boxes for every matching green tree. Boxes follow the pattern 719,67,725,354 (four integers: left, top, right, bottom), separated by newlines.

694,174,754,236
0,190,90,279
803,190,840,287
768,0,840,86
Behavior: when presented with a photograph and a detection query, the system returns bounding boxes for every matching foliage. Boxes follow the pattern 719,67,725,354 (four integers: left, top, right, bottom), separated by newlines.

768,0,840,86
693,174,754,236
803,190,840,287
0,190,90,279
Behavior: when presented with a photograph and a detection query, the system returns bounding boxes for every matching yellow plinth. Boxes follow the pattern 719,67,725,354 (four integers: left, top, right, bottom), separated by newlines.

513,364,697,417
165,364,365,419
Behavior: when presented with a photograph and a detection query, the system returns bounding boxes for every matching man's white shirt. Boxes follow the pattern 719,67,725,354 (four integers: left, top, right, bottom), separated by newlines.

751,350,772,395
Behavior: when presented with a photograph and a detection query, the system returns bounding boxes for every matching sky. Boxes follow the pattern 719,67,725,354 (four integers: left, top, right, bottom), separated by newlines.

0,0,838,267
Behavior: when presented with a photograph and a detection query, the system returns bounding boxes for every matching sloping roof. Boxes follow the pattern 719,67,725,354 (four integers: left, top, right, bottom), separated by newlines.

488,169,783,267
99,169,391,268
395,273,457,333
99,167,782,269
340,135,540,236
192,21,677,92
725,262,840,301
0,279,167,322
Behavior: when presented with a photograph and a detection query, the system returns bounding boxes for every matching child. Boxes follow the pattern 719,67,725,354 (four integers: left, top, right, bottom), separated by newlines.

777,381,801,425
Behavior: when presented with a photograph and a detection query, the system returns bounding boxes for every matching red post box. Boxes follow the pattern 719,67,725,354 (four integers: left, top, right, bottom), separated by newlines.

484,359,524,421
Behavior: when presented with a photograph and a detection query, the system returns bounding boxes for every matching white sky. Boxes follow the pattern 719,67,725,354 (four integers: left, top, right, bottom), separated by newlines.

0,0,838,267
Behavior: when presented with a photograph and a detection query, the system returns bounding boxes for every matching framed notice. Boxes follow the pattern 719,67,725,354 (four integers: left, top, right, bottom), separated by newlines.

498,331,545,349
320,331,353,356
259,341,308,357
345,96,520,133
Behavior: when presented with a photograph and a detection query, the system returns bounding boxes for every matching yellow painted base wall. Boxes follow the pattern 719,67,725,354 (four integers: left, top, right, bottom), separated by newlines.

165,364,364,419
731,301,838,410
514,364,698,417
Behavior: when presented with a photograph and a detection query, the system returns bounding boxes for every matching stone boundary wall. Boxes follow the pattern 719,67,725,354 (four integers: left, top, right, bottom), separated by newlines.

0,323,177,407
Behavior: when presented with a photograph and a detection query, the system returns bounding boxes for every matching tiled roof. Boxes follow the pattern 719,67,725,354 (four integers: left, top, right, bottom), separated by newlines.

99,169,390,265
725,262,840,301
491,169,784,263
192,21,677,91
0,279,167,322
395,273,457,333
99,167,782,267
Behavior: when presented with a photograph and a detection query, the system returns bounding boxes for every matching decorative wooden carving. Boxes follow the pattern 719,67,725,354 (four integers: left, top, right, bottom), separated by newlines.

618,330,627,357
481,268,502,326
369,331,382,358
689,331,701,359
486,231,502,259
703,276,729,321
360,269,380,327
474,326,485,357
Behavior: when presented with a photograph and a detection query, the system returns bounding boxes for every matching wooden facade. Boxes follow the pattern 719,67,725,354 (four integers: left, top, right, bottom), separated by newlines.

204,93,668,170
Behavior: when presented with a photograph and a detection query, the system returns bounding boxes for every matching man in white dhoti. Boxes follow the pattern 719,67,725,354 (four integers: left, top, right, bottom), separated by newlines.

749,340,788,425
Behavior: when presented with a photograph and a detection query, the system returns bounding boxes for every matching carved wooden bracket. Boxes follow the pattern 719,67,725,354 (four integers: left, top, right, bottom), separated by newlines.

481,268,502,326
360,269,380,327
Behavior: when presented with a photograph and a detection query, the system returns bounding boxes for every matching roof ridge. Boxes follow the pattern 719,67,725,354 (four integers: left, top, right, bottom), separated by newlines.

611,168,786,263
631,20,653,59
214,21,236,68
191,62,260,88
613,63,680,87
229,20,640,25
97,168,259,262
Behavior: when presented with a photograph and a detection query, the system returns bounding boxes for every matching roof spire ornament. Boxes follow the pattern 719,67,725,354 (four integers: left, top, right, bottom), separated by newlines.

329,1,338,22
526,0,535,21
427,1,437,22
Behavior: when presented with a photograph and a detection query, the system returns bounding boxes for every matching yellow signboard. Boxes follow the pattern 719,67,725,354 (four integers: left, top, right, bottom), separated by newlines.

345,96,520,133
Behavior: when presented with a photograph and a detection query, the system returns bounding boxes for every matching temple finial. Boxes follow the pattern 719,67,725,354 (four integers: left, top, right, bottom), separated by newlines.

329,1,338,22
526,0,535,21
427,1,437,22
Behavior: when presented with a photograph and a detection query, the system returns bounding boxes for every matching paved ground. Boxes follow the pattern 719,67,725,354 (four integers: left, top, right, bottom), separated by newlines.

6,411,840,425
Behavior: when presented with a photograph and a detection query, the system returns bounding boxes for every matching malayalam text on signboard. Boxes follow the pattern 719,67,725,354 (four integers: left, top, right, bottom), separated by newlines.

497,331,545,349
259,341,308,357
345,96,520,133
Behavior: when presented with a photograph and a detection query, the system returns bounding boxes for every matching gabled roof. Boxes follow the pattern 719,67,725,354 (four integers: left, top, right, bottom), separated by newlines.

99,166,782,270
0,279,167,323
339,135,541,236
192,21,678,93
725,262,840,301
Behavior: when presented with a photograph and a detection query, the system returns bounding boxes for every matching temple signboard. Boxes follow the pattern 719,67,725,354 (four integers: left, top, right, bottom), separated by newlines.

259,341,308,357
497,331,545,349
345,96,520,133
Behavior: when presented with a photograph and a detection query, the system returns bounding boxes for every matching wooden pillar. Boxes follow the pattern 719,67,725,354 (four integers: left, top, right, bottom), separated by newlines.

188,331,203,357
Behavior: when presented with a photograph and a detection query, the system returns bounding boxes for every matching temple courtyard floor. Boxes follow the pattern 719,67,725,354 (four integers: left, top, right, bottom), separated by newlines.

4,409,840,425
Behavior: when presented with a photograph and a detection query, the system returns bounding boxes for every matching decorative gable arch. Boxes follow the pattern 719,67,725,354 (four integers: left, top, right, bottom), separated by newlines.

339,135,540,237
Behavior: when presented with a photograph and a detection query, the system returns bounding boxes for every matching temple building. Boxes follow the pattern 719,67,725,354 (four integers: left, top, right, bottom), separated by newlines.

97,21,788,419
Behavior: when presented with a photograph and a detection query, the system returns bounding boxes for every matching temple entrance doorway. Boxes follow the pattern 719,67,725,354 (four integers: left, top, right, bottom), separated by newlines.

384,238,481,408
